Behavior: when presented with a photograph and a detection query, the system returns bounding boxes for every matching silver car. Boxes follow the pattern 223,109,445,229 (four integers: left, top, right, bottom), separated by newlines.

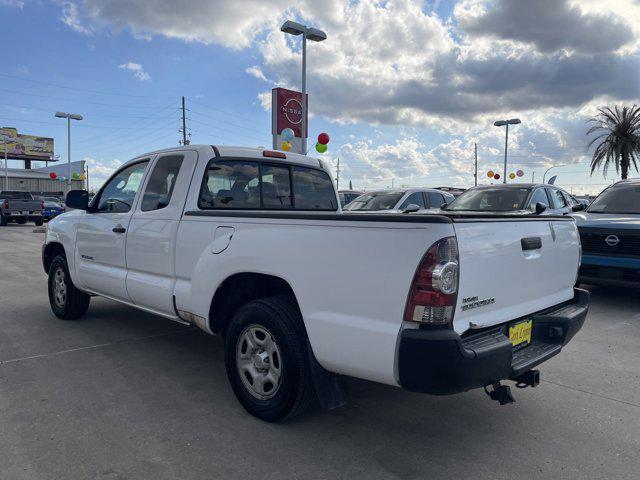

443,184,585,215
343,188,455,213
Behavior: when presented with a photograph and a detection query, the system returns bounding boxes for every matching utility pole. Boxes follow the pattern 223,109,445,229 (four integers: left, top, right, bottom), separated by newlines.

181,96,189,146
532,172,535,183
336,156,340,190
474,142,478,186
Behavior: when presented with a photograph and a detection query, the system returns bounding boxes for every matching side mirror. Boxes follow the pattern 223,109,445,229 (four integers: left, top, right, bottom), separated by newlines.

571,203,585,212
65,190,89,211
534,202,548,214
402,203,421,213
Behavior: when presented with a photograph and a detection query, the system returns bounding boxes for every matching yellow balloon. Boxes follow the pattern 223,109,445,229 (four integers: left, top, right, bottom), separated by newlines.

281,141,291,151
509,173,516,179
487,170,494,178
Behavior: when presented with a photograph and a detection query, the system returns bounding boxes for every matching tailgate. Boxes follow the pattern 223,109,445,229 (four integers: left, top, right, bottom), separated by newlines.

452,218,579,334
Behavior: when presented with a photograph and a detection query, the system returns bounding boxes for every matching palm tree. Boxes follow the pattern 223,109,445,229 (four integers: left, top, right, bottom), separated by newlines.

587,105,640,180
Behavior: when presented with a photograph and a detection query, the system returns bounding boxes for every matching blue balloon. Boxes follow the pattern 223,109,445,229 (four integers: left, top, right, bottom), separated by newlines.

281,128,295,141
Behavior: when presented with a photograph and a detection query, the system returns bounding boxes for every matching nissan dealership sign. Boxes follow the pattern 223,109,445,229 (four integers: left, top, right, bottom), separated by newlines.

272,87,308,154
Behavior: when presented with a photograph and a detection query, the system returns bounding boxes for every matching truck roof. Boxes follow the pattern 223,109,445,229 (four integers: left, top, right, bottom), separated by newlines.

128,145,322,170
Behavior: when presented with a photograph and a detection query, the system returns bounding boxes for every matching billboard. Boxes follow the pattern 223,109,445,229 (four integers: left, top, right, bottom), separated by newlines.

0,127,54,161
272,88,308,154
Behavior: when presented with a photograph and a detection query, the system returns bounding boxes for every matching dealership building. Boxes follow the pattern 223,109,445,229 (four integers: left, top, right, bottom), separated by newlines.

2,161,86,196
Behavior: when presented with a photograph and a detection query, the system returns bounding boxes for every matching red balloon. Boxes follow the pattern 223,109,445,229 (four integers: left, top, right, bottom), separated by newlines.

317,132,330,145
493,173,500,180
49,172,57,179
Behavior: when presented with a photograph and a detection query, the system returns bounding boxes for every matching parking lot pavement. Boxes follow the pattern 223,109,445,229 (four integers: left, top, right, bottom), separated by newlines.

1,224,638,480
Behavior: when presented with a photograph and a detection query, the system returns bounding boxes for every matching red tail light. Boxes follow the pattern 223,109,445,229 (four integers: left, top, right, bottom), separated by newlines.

404,236,459,325
2,200,8,209
41,201,45,210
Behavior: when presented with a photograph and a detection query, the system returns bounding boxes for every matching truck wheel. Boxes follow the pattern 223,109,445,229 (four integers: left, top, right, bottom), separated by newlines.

224,296,315,422
34,217,43,226
48,255,90,320
0,215,7,226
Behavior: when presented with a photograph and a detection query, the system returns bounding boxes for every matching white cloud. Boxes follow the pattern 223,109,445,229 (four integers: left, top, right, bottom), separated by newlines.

83,156,122,189
58,1,92,35
0,0,25,7
117,62,151,81
245,65,269,82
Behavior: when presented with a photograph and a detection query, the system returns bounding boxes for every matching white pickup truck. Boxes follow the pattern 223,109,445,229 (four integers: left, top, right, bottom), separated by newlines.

43,145,589,421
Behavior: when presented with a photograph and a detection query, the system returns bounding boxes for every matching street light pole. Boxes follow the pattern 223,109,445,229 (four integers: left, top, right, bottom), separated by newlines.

493,118,521,184
543,164,565,184
55,111,83,195
281,20,326,155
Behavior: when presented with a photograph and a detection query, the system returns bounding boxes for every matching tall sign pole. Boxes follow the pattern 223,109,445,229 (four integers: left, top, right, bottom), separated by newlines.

301,34,307,155
181,96,189,145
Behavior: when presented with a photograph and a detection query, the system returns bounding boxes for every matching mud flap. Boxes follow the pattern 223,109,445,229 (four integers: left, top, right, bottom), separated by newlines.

306,340,348,411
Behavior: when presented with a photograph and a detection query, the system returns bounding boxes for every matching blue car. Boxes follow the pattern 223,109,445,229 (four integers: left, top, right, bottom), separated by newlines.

43,201,65,221
572,179,640,288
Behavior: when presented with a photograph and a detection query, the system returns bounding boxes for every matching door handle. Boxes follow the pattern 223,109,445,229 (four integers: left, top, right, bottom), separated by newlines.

112,225,126,234
521,236,542,251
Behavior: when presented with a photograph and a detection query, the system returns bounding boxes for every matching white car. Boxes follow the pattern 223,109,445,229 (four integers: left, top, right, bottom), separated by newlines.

43,145,588,421
343,188,455,213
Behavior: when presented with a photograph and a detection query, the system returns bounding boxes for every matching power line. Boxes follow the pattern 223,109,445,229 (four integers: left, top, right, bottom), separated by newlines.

0,72,174,99
0,88,172,109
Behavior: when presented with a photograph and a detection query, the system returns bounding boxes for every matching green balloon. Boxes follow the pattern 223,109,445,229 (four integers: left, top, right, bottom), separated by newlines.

72,172,80,179
315,142,327,153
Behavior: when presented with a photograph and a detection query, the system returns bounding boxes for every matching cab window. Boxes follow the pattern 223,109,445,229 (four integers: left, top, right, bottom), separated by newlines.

96,161,149,213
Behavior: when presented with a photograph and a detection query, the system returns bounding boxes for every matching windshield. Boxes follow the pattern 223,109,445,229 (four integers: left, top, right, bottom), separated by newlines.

343,191,404,211
445,187,531,212
587,184,640,214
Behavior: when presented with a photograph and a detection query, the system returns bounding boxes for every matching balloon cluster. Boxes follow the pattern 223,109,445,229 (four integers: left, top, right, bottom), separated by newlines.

315,132,329,153
487,169,524,181
280,128,295,151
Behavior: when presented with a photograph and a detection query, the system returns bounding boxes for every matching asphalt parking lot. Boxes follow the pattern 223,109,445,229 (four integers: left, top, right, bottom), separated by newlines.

1,224,638,480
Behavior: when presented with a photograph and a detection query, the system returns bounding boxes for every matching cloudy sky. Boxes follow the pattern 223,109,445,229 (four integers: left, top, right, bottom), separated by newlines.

2,0,639,194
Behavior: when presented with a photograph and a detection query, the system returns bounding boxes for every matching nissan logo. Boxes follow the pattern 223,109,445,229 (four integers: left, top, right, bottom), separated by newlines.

605,235,620,246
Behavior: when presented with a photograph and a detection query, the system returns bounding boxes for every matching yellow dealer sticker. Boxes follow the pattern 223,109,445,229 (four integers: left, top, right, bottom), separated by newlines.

509,319,533,348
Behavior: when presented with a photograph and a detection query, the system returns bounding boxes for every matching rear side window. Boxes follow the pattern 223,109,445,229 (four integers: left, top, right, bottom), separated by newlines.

291,166,337,210
399,192,426,210
427,191,445,208
141,155,183,211
199,161,260,209
529,188,549,207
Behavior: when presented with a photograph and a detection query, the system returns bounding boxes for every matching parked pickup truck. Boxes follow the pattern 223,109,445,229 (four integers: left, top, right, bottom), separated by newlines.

573,179,640,288
42,145,589,421
1,190,44,226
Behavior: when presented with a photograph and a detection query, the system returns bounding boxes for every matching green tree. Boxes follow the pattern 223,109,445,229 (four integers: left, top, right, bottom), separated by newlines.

587,105,640,180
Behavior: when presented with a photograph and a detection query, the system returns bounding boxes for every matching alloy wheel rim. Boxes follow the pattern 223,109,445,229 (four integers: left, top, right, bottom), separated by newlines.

53,267,67,308
236,324,283,400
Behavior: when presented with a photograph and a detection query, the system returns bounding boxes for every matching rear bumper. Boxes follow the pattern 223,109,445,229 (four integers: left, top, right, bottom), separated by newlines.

398,288,589,395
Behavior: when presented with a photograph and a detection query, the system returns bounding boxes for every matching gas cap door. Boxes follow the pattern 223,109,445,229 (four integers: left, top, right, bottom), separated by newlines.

211,226,235,254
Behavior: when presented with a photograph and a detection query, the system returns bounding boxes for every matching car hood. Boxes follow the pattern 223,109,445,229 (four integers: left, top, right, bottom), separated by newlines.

571,212,640,229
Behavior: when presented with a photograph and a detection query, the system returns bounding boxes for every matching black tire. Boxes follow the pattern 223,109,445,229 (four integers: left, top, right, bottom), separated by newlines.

34,217,44,226
0,215,8,226
224,295,315,422
48,254,90,320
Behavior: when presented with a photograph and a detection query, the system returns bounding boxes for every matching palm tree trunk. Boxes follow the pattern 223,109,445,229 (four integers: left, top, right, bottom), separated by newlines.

621,149,629,179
